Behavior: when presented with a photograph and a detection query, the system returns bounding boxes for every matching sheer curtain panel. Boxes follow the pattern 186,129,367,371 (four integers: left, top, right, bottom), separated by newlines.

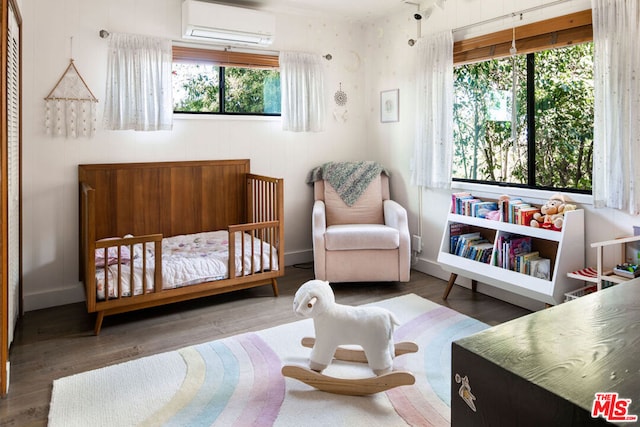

103,33,173,131
592,0,640,214
410,31,454,189
279,51,325,132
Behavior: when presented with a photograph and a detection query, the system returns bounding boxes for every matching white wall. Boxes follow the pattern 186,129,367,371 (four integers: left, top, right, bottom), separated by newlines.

21,0,372,310
363,0,640,310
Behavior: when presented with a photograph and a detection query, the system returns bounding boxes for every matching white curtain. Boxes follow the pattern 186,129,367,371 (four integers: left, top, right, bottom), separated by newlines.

103,33,173,131
410,30,454,189
592,0,640,214
279,51,326,132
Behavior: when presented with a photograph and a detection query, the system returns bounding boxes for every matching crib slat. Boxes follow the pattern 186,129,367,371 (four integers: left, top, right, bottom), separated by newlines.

128,242,134,296
229,230,236,279
154,239,162,293
141,242,147,294
102,247,109,300
258,228,263,273
117,245,123,300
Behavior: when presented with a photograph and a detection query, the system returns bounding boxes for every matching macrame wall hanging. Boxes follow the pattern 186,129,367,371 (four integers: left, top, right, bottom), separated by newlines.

45,46,98,138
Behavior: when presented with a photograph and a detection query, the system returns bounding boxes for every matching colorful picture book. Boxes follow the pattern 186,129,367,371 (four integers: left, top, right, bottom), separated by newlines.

495,233,532,271
530,258,551,280
518,206,541,226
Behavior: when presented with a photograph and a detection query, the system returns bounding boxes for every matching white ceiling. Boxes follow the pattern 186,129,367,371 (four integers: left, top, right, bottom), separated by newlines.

207,0,414,20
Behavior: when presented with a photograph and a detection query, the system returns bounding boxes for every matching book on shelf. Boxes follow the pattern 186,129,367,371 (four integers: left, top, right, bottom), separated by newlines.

471,242,494,264
498,197,523,223
449,223,474,254
456,233,483,256
473,201,499,219
512,203,530,224
451,192,471,214
508,200,526,224
518,206,541,226
509,236,532,271
516,251,540,274
462,198,482,216
462,238,489,258
452,193,473,214
495,234,532,270
451,231,480,255
530,257,551,280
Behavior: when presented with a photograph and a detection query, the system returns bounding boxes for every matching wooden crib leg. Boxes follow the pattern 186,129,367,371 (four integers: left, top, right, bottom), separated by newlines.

271,278,279,297
94,311,105,336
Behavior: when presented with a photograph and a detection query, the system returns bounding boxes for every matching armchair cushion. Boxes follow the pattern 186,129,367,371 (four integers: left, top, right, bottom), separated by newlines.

325,224,399,251
324,175,384,226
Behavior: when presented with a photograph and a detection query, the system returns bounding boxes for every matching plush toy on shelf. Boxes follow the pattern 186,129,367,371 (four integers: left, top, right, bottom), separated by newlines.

281,279,418,395
530,193,576,231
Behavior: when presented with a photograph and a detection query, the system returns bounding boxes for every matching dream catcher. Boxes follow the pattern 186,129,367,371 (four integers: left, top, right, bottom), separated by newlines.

333,82,348,122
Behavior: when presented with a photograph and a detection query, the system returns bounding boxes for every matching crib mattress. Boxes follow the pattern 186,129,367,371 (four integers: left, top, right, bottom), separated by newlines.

95,231,279,300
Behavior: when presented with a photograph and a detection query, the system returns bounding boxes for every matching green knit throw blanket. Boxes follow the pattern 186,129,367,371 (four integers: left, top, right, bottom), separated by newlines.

306,161,388,206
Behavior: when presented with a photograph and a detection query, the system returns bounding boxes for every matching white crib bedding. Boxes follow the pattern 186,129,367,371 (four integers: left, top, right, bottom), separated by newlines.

95,231,279,300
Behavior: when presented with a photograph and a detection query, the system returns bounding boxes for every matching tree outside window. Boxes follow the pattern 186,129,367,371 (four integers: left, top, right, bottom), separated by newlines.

453,42,594,192
172,61,281,115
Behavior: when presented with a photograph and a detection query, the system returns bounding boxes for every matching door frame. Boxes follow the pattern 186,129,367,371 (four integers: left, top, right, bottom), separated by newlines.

1,0,22,397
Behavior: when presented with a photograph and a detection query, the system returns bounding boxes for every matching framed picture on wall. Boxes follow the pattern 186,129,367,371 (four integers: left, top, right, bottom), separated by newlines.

380,89,399,123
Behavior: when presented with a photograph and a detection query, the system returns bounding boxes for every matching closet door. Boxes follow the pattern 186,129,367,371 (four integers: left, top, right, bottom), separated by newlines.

1,0,21,397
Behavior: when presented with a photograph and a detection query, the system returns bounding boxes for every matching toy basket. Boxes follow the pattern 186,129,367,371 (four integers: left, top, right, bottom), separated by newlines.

564,285,597,302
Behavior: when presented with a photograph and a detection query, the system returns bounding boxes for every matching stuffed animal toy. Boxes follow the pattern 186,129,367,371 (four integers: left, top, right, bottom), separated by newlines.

530,193,576,231
293,279,399,376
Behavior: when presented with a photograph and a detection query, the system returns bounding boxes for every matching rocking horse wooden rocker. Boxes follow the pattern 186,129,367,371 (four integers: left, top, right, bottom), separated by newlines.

281,280,419,396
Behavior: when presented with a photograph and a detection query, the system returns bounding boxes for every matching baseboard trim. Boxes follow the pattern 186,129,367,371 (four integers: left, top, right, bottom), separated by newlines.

23,284,85,312
284,250,313,267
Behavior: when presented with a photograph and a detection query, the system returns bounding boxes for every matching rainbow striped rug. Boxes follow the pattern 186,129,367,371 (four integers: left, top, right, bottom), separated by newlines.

48,294,488,427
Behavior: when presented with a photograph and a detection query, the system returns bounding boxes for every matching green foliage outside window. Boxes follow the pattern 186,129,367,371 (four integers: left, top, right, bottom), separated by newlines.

224,67,281,114
453,42,594,191
172,62,281,115
173,63,220,112
534,44,594,190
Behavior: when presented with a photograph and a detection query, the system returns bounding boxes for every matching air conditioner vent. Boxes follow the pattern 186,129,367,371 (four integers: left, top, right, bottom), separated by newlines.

182,1,275,46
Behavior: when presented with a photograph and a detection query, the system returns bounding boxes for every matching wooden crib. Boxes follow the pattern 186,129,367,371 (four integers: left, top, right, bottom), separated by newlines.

79,159,284,334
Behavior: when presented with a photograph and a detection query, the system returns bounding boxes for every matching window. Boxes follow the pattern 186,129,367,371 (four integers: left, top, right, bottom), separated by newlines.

172,46,281,115
452,10,594,193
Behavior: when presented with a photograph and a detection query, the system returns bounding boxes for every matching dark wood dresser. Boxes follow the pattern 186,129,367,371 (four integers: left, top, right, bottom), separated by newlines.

451,279,640,426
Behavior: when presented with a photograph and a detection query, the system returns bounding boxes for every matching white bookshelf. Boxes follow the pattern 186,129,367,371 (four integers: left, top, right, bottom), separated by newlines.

438,208,584,305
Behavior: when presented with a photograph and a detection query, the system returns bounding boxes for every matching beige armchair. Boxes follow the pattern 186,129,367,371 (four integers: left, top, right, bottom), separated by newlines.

311,169,410,283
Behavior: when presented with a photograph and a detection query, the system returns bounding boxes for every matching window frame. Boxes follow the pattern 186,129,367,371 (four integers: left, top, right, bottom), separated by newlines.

452,10,593,194
172,45,281,116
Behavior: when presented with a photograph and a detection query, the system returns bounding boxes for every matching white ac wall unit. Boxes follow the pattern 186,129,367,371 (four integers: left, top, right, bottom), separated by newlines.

182,1,275,46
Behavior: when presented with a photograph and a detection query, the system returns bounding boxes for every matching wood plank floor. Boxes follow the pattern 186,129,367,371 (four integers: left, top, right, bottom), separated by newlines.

0,266,531,426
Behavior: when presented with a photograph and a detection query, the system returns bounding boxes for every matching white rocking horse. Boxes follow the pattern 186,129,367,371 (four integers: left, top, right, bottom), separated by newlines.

281,280,418,396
